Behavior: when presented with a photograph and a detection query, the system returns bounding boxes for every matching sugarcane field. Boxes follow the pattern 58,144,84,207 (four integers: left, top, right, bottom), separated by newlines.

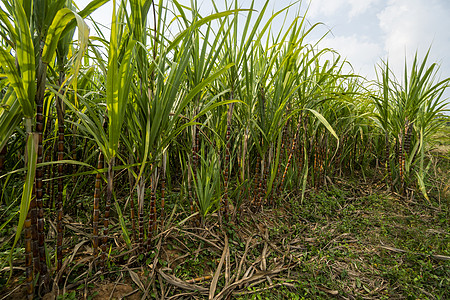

1,0,449,299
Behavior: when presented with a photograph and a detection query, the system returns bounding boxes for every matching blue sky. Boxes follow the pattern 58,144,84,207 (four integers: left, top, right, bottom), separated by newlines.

80,0,450,106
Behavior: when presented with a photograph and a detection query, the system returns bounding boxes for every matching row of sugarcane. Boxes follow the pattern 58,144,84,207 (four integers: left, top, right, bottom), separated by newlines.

0,0,449,298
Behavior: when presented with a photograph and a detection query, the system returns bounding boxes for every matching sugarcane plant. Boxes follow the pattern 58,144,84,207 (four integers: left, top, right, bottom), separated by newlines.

0,0,102,295
191,141,221,225
373,51,450,198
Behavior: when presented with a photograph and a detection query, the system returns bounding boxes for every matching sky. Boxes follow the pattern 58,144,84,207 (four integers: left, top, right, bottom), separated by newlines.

304,0,450,82
79,0,450,104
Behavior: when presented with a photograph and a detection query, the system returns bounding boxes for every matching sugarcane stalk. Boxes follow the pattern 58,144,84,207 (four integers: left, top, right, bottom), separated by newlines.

71,124,78,186
189,124,199,214
252,146,265,211
137,176,145,254
24,209,33,300
300,115,308,175
352,132,358,175
30,188,39,275
152,172,158,233
279,114,302,193
258,156,265,210
264,150,271,204
43,118,53,208
404,121,411,155
93,150,104,258
319,133,325,187
195,126,200,171
46,143,55,210
323,133,329,178
101,158,115,264
239,126,249,218
223,130,230,221
336,135,344,176
251,154,261,209
128,154,136,241
241,127,249,184
318,135,322,188
129,178,137,241
55,69,66,272
403,120,412,185
385,132,391,187
161,152,167,226
275,114,289,195
317,136,321,188
223,102,234,221
147,171,156,251
187,163,193,215
314,137,319,190
398,133,404,194
298,132,304,177
56,116,64,271
23,133,39,297
35,54,48,288
129,195,137,241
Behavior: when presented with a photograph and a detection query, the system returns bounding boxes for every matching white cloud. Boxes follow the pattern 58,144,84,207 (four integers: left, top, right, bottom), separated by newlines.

378,0,450,77
316,35,383,78
308,0,346,17
347,0,381,18
308,0,380,18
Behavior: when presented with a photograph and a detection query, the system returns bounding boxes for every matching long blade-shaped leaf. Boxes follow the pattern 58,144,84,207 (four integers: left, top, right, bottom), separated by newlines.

0,48,33,118
8,133,38,280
